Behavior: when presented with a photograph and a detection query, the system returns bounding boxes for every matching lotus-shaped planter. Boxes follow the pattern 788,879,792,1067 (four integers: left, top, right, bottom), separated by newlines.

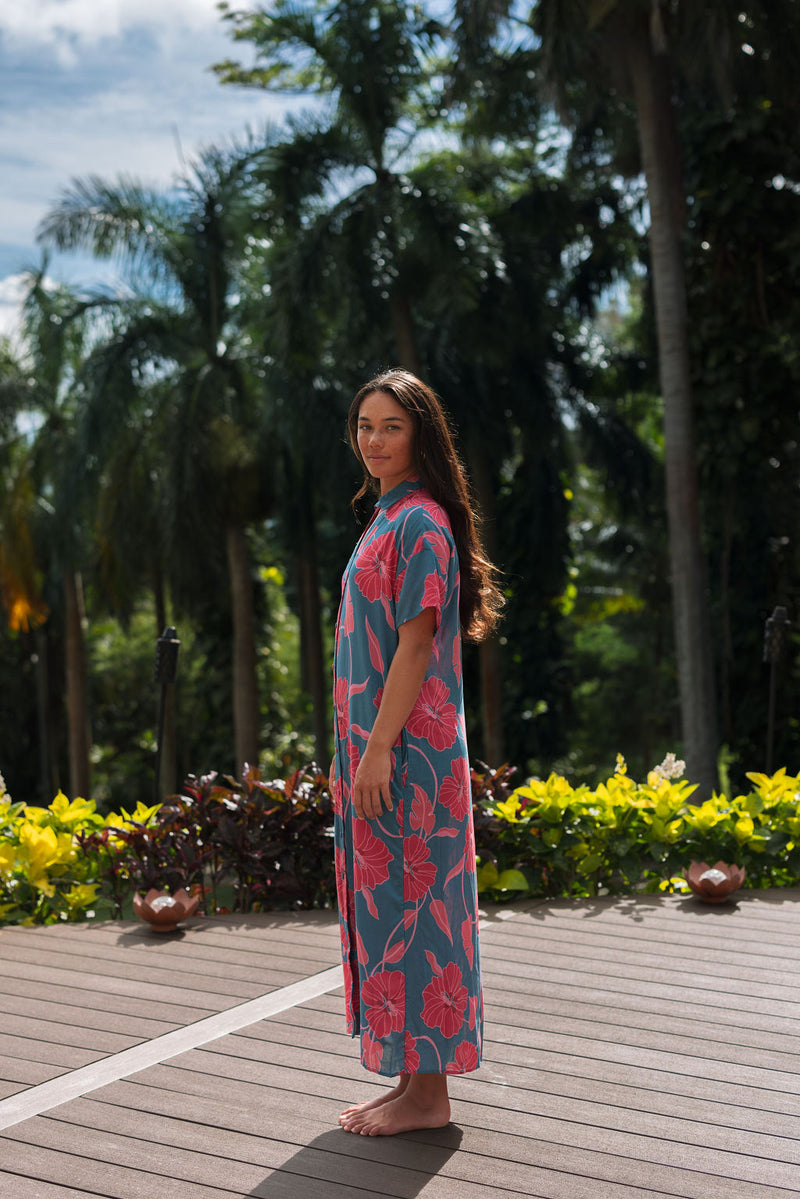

133,887,200,932
684,861,746,904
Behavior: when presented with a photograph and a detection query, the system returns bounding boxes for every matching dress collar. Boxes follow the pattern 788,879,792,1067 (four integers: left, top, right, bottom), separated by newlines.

375,475,424,510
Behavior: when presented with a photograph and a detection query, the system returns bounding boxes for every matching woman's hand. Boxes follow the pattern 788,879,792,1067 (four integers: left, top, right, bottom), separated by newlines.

352,745,393,820
349,608,435,820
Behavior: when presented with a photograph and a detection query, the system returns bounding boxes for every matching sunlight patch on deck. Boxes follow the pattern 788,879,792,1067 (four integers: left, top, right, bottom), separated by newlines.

0,965,342,1131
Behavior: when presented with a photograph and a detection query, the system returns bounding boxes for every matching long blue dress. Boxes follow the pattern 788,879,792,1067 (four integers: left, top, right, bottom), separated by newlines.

332,476,483,1077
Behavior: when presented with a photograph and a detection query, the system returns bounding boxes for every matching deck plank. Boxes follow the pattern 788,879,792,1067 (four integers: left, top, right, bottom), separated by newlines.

1,893,800,1199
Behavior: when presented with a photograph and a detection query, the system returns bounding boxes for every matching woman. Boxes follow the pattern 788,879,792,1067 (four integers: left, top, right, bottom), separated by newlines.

332,368,503,1137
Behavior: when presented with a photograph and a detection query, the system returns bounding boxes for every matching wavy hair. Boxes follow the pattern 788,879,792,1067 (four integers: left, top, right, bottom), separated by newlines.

348,368,503,642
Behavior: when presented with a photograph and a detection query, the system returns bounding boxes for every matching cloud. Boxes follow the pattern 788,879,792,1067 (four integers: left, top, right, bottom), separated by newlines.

0,1,225,62
0,3,295,260
0,1,304,338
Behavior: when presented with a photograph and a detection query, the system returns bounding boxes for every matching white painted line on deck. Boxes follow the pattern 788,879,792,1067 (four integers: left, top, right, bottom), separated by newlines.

0,965,342,1131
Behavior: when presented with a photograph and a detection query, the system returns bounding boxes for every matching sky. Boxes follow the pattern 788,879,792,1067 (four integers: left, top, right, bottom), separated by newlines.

0,0,296,346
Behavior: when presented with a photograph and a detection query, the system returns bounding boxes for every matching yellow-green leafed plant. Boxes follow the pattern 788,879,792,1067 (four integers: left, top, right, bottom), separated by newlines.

476,755,800,901
0,774,123,924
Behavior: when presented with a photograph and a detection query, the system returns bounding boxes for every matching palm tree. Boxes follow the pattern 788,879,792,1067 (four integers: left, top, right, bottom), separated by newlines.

216,0,446,369
217,1,532,762
38,142,275,777
0,274,96,799
448,0,722,790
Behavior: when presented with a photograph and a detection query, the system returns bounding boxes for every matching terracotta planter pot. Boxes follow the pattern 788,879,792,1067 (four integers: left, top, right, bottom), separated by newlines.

684,861,746,904
133,887,200,932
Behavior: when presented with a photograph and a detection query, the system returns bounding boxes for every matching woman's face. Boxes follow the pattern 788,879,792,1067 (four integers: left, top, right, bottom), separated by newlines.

356,390,416,494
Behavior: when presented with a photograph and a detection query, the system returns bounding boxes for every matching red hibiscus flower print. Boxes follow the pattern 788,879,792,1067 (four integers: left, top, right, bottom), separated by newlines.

334,677,349,739
361,970,405,1039
446,1040,480,1074
354,532,397,603
406,677,458,751
439,764,471,820
353,820,392,891
335,846,348,905
413,529,451,575
421,962,468,1038
362,1032,383,1073
403,834,437,901
404,1032,421,1073
332,773,343,816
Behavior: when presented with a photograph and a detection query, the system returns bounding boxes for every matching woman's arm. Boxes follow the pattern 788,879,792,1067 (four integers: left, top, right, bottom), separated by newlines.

351,607,436,819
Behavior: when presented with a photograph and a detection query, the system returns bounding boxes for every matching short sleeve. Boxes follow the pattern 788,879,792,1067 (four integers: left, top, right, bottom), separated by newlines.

394,509,454,631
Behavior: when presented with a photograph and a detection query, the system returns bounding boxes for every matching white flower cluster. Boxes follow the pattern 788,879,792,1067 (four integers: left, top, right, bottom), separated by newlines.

0,770,7,798
653,752,686,781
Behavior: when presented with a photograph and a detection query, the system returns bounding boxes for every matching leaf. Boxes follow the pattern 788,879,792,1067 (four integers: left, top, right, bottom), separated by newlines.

433,827,460,837
495,869,529,892
383,940,405,964
444,855,465,888
363,888,378,919
430,899,452,942
365,617,384,673
476,861,499,892
410,787,435,837
425,949,442,976
461,917,474,969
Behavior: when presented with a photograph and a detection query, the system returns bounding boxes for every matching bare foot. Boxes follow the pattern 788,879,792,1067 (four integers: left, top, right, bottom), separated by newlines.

340,1075,450,1136
339,1074,410,1122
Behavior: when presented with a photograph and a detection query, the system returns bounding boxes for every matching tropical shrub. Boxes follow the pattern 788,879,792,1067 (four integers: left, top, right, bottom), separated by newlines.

475,755,800,900
83,764,336,914
0,765,335,925
4,757,800,925
0,771,111,923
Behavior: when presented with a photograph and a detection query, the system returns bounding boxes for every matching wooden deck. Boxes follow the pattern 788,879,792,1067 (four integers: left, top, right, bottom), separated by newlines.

1,889,800,1198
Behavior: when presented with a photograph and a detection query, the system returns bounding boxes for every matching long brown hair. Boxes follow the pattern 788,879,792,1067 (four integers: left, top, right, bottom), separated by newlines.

348,368,503,642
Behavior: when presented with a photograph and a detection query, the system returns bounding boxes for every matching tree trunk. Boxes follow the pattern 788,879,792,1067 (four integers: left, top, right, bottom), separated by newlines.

297,496,330,766
468,436,505,765
153,570,178,800
33,625,56,800
63,568,91,799
226,524,260,775
390,292,424,379
625,31,718,796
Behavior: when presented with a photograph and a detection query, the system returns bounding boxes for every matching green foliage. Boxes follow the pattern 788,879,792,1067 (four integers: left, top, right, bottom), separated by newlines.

683,90,800,782
3,0,799,828
84,763,336,915
475,757,800,901
0,774,111,924
0,765,335,925
5,756,800,925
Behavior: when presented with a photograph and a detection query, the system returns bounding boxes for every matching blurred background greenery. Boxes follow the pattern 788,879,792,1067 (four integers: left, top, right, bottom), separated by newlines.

1,1,798,811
